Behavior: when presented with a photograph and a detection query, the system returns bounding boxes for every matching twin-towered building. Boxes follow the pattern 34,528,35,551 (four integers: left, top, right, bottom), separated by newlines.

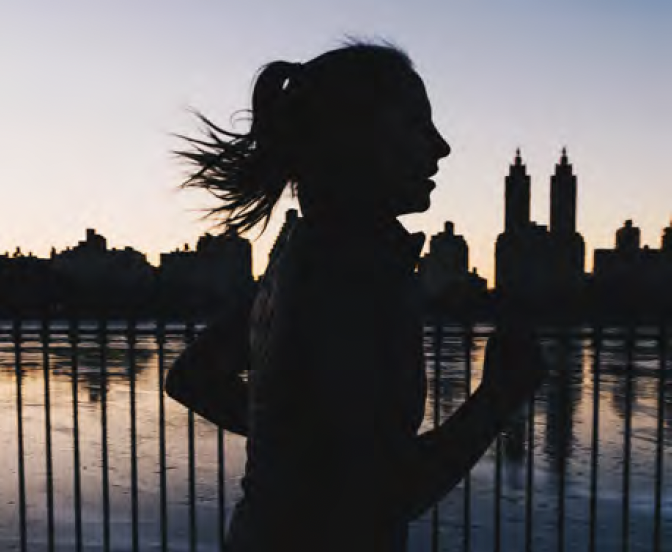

494,148,672,319
495,149,586,314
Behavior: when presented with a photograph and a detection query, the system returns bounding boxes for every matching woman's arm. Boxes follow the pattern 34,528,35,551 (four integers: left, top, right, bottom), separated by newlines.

165,307,251,437
309,257,544,526
392,324,545,521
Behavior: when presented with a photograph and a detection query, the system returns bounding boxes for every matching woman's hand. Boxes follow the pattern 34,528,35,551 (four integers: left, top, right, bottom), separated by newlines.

480,324,547,414
164,305,251,437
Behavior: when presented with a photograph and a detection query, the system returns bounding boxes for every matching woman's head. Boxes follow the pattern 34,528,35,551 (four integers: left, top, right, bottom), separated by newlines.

179,41,450,233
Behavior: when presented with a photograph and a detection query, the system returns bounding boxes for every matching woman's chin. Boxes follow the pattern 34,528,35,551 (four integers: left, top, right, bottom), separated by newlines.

397,197,431,216
413,200,431,213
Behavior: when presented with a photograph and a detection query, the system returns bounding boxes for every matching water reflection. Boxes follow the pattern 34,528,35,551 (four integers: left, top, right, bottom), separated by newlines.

541,335,583,475
0,323,670,551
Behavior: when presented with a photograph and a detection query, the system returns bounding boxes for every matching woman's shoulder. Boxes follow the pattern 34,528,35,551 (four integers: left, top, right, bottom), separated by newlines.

268,220,375,281
259,217,416,319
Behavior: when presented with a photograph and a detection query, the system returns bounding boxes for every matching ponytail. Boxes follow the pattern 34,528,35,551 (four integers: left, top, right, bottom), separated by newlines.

177,61,303,234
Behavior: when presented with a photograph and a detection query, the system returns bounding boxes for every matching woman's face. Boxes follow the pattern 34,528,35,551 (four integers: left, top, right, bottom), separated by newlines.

297,66,450,218
366,71,451,216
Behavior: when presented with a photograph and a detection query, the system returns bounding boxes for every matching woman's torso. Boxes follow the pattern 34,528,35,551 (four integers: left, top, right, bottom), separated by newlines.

226,218,427,552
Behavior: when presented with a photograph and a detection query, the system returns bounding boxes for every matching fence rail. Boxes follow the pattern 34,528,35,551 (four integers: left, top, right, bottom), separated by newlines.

0,319,670,551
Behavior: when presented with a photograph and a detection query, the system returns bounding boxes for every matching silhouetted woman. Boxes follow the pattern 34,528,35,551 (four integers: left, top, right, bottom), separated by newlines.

167,42,544,552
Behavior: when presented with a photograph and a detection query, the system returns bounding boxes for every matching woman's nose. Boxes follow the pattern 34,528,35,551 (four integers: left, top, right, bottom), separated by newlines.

434,129,451,160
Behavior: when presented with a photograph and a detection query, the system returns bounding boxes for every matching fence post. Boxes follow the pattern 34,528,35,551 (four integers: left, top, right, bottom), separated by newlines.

127,320,140,552
622,325,634,551
67,319,83,552
463,323,473,552
589,325,602,552
156,320,169,552
12,319,27,552
653,324,667,552
99,319,111,552
431,316,442,552
40,318,55,552
185,320,198,552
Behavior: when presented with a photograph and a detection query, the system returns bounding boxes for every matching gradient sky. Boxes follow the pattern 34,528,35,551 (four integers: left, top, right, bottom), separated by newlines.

1,1,671,283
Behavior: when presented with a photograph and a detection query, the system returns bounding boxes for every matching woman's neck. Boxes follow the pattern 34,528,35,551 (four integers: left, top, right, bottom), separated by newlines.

298,186,398,229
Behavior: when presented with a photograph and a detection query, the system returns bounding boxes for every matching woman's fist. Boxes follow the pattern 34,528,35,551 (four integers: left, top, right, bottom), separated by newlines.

481,324,547,413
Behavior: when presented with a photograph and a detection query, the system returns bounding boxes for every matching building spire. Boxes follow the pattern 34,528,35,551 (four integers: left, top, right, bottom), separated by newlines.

550,146,577,236
510,148,527,175
505,148,531,233
555,147,573,174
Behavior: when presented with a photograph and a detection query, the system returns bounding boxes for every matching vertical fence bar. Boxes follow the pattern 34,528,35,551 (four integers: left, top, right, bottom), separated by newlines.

41,319,55,552
494,324,504,552
69,321,83,552
156,321,169,552
127,321,140,552
462,324,473,552
186,321,198,552
653,325,666,552
494,428,502,552
557,332,568,552
589,326,602,552
524,330,536,552
218,426,226,551
431,318,442,552
525,394,535,552
99,320,111,552
13,320,27,552
622,327,633,552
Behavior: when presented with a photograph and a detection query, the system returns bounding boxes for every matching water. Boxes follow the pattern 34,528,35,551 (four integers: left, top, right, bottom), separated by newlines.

0,321,670,551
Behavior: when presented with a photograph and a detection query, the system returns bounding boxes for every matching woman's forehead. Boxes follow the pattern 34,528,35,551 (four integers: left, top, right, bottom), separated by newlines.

392,71,432,113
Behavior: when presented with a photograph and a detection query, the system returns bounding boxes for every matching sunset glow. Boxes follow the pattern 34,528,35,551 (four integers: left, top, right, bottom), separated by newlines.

1,1,670,284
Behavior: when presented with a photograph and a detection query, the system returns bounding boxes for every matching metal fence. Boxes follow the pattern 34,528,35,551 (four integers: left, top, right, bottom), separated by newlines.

0,320,670,551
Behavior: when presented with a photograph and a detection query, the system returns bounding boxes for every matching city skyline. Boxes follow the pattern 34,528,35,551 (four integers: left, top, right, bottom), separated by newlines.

3,181,670,287
1,2,671,283
3,149,670,290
